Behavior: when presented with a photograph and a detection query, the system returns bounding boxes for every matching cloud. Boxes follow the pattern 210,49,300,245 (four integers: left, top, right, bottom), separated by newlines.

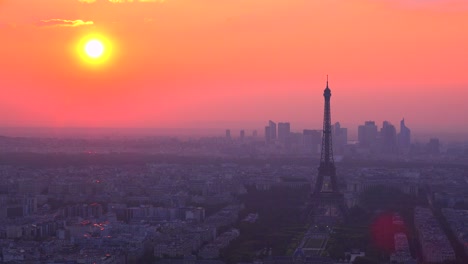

39,19,94,27
78,0,96,3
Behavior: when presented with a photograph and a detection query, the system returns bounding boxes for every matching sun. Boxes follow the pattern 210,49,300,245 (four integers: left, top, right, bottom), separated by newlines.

77,34,113,66
85,39,104,59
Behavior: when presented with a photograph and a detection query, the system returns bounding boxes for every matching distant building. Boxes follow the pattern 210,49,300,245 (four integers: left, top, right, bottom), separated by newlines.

61,203,103,219
332,122,347,155
239,130,245,140
278,122,291,145
303,129,321,154
427,138,440,154
288,132,303,149
269,120,277,141
381,121,397,154
265,126,271,143
358,121,378,148
225,129,231,139
252,130,257,137
398,118,411,149
265,120,277,143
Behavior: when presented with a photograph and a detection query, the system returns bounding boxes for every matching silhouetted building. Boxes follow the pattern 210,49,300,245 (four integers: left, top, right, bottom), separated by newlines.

358,121,378,148
303,129,321,154
269,120,277,141
332,122,347,155
381,121,397,154
252,130,257,137
398,118,411,149
288,132,303,146
427,138,440,155
61,203,103,219
265,126,271,143
265,121,277,143
278,122,291,145
240,130,245,140
225,129,231,139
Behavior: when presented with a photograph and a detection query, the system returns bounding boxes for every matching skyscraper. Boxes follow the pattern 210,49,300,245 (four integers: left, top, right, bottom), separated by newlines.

269,120,277,141
240,130,245,140
332,122,348,155
225,129,231,139
381,121,397,154
278,122,291,145
358,121,378,148
398,118,411,149
265,120,276,144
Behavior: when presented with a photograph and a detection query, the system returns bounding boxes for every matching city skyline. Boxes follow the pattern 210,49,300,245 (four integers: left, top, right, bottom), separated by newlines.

1,0,468,138
0,117,455,142
1,2,468,261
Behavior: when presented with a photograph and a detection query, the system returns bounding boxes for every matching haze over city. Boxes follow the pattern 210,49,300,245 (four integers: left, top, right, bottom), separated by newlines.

2,1,468,264
1,0,468,139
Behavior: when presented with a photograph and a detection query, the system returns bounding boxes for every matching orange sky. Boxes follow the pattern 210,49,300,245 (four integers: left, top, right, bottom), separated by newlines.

1,0,467,137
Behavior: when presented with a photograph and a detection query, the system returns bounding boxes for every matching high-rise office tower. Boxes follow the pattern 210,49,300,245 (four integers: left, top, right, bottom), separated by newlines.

240,130,245,140
278,122,291,144
269,120,277,141
332,122,348,154
225,129,231,138
398,118,411,149
358,121,378,148
381,121,397,154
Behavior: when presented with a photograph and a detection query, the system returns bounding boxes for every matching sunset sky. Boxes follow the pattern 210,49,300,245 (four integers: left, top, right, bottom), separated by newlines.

1,0,467,138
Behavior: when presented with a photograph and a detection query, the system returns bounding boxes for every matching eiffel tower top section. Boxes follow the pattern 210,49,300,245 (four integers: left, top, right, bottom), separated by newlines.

319,75,335,171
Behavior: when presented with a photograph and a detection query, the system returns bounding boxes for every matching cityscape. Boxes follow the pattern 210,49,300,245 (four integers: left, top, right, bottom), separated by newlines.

0,80,467,263
1,0,468,264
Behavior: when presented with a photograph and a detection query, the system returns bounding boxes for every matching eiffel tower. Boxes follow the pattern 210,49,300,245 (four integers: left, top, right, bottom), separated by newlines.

310,76,347,225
